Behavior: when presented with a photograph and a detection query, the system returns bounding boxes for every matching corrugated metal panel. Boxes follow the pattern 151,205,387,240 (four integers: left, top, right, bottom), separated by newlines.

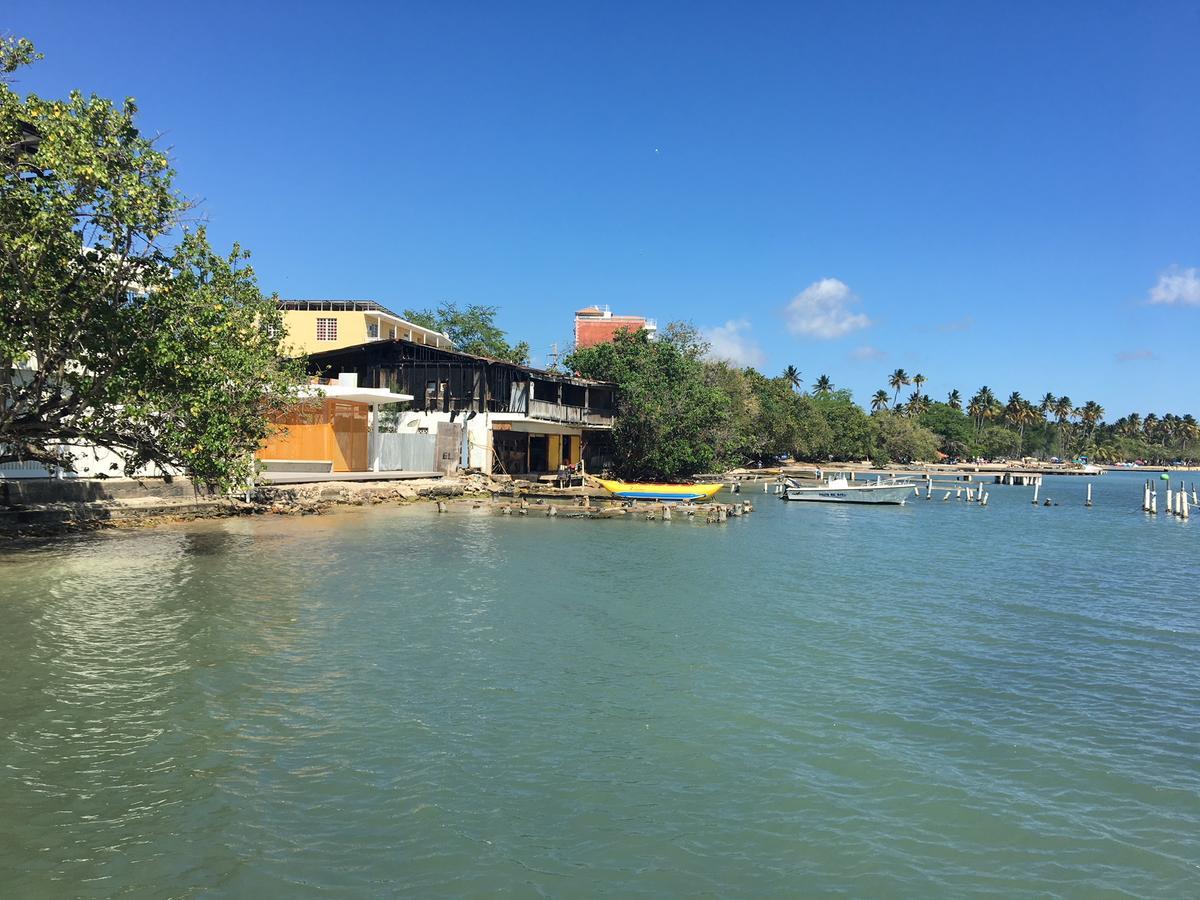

375,433,437,471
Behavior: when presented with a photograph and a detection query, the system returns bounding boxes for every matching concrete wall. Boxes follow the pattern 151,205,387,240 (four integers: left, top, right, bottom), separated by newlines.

0,443,178,480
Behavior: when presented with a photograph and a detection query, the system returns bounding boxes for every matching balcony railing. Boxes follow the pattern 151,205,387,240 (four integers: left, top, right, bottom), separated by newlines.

527,398,614,427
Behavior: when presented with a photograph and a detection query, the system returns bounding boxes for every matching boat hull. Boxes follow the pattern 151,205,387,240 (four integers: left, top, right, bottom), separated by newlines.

783,483,913,505
597,480,724,502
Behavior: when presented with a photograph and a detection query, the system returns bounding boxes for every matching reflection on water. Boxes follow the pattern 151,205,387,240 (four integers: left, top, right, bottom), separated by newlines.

1,474,1198,896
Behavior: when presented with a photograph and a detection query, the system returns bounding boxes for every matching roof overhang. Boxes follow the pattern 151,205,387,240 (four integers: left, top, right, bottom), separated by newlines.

490,414,583,435
296,384,414,405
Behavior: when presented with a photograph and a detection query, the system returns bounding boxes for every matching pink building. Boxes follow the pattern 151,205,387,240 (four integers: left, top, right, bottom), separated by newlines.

573,306,657,349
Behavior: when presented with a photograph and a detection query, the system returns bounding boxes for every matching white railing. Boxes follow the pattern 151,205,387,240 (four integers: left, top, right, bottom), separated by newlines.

527,399,614,427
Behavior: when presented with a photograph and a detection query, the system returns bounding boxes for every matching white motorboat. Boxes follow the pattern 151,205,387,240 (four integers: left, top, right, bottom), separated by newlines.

782,474,916,505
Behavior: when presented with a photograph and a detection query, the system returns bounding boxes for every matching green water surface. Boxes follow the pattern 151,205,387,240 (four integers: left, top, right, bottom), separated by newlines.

1,473,1197,897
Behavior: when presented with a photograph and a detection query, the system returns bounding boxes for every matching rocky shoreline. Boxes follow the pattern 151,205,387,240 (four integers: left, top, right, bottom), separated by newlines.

0,473,578,537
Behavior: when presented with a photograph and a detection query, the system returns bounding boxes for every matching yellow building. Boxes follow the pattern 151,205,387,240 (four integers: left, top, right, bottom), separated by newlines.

278,299,455,356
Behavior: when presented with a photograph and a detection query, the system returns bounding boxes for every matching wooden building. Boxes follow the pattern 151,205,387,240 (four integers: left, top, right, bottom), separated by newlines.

306,340,617,477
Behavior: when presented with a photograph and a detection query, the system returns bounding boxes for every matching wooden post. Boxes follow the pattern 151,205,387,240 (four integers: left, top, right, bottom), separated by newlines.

1182,491,1190,520
1166,486,1174,516
1032,483,1040,505
1085,483,1093,507
1143,480,1151,512
1151,490,1157,515
662,504,671,520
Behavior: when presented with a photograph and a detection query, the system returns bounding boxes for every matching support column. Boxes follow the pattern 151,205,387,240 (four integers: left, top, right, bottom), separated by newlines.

370,403,381,472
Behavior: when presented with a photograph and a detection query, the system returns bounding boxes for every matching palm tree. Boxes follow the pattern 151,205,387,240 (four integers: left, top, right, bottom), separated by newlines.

813,374,833,395
947,389,962,411
912,373,927,399
967,392,986,433
1079,400,1104,437
1039,392,1056,419
888,368,910,406
782,365,802,392
1004,391,1025,425
1122,412,1141,437
1177,414,1200,455
906,389,927,417
870,389,890,413
1054,395,1074,456
1012,401,1038,451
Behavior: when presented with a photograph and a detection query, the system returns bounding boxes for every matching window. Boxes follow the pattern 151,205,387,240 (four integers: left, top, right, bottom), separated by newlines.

366,322,379,339
389,326,397,340
316,317,338,342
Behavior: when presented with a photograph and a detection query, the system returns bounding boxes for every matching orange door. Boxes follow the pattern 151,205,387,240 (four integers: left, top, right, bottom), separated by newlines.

331,401,369,471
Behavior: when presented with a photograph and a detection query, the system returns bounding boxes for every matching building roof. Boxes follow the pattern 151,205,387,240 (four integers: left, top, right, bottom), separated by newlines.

278,299,454,344
307,338,615,389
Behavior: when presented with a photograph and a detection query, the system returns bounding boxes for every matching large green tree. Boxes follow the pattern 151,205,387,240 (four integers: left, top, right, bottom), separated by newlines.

1,38,303,487
402,301,530,365
565,325,728,480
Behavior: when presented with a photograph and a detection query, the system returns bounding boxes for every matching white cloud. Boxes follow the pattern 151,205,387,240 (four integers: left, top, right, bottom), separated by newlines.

1147,265,1200,306
703,319,766,368
1116,349,1156,363
784,278,871,338
850,345,887,362
936,315,975,333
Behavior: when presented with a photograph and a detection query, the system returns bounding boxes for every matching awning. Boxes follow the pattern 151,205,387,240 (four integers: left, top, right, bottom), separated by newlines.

296,385,413,405
490,414,582,436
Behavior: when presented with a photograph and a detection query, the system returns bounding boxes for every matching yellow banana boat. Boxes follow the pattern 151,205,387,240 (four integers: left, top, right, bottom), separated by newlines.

597,479,724,502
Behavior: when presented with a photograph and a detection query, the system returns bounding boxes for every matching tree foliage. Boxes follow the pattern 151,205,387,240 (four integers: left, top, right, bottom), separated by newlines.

565,325,728,480
1,39,303,487
402,301,530,364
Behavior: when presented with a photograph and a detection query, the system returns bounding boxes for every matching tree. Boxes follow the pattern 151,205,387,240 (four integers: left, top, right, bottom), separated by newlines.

1,39,303,487
812,390,874,461
1053,395,1074,455
947,389,962,410
912,373,927,398
888,368,910,405
870,389,890,413
402,301,529,364
782,365,803,392
565,325,728,480
873,411,941,464
978,425,1022,460
1039,392,1056,418
1079,400,1104,438
813,374,833,395
918,401,974,457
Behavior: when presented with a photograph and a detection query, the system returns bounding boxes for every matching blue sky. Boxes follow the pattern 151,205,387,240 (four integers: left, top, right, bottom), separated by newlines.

10,1,1200,415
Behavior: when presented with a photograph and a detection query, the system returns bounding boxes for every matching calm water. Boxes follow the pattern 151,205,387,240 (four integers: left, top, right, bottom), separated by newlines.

1,472,1198,897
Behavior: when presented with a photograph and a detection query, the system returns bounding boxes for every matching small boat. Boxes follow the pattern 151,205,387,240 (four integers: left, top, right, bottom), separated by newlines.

782,475,915,505
597,479,724,502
